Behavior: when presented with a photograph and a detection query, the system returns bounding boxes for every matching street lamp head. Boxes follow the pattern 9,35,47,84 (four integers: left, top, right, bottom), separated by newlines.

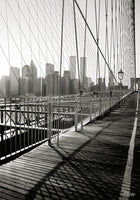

118,69,124,81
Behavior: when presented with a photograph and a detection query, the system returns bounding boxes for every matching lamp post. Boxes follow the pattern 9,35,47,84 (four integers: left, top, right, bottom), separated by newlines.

118,69,124,103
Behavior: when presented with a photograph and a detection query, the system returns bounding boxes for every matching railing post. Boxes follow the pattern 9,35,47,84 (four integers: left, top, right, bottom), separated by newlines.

99,92,102,116
80,92,83,130
15,98,18,153
0,126,4,158
48,96,52,146
1,109,3,123
45,104,47,124
75,98,78,131
90,101,92,122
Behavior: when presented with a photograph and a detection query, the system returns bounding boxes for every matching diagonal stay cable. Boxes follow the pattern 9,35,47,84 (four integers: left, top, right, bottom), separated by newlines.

74,0,118,85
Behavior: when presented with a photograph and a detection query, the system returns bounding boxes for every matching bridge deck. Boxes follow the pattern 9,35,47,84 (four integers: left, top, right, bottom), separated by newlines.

0,92,139,200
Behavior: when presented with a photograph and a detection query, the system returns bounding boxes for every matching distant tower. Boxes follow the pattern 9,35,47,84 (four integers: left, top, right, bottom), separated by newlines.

22,65,30,78
45,63,55,96
61,71,70,95
69,56,76,79
0,76,10,97
30,60,37,78
45,63,54,76
53,71,60,96
10,66,20,97
29,60,37,94
80,57,87,89
21,61,37,94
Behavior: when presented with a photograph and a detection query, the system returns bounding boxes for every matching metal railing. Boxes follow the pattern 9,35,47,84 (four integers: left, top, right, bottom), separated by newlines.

0,90,132,161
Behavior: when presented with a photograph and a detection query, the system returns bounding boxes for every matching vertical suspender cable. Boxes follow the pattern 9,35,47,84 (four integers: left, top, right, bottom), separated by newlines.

43,0,48,62
5,0,21,97
73,0,81,93
104,0,109,90
59,0,65,98
112,0,116,78
5,0,11,97
36,0,42,96
133,0,136,91
74,0,118,84
5,0,10,65
94,0,101,90
18,0,25,95
58,0,65,145
117,0,120,80
73,0,83,129
109,0,113,89
83,0,88,91
28,0,32,60
119,0,122,72
113,0,118,94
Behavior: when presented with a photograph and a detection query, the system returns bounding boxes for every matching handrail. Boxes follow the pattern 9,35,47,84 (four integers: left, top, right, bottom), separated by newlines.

0,90,133,161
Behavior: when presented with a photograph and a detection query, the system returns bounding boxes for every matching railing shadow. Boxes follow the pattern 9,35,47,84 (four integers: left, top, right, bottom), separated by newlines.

24,121,125,200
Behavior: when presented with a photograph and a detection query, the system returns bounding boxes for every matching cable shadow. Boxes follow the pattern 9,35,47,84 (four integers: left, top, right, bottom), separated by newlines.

24,121,125,200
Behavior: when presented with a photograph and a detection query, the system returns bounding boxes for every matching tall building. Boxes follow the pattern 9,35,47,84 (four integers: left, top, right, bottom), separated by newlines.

80,57,87,89
45,63,55,96
53,71,60,96
45,63,54,76
64,70,70,78
70,79,79,94
22,65,30,78
0,76,10,98
34,77,43,96
30,60,37,77
29,60,37,94
10,66,20,97
19,77,29,96
46,74,54,96
61,71,70,95
69,56,76,79
21,61,37,94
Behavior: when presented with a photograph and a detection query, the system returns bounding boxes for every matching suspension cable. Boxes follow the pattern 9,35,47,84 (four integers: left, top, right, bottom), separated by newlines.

73,0,81,93
74,0,118,85
83,0,88,91
94,0,101,90
59,0,65,98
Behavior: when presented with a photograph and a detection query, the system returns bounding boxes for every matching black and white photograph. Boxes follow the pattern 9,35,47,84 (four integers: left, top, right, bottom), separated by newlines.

0,0,139,199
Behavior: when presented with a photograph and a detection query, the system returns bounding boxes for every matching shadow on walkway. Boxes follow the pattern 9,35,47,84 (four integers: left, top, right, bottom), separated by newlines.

24,122,128,200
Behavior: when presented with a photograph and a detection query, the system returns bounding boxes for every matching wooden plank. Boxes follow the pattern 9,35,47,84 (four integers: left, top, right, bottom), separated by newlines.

0,187,24,200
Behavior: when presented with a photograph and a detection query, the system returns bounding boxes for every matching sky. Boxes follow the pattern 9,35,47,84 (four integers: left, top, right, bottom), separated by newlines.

135,0,140,77
0,0,139,83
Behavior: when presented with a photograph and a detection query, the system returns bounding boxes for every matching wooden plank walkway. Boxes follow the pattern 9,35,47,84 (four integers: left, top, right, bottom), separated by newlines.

0,92,140,200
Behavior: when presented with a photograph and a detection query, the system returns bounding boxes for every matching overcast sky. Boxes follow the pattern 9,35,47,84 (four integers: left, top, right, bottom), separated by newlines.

0,0,139,82
135,0,140,77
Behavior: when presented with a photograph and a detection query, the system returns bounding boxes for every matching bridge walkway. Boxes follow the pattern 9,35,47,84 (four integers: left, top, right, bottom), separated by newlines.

0,92,139,200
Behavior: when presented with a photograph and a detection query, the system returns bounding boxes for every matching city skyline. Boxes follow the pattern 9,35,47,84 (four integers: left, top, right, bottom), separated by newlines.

0,55,93,97
0,0,136,90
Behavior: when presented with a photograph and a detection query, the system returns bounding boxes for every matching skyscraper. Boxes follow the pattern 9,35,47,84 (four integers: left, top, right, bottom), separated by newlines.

45,63,55,96
46,74,54,96
29,60,37,94
22,65,30,78
53,71,60,96
19,77,29,96
45,63,54,76
30,60,37,78
10,66,20,97
61,71,70,95
21,61,38,94
0,76,10,98
69,56,76,79
80,57,87,89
